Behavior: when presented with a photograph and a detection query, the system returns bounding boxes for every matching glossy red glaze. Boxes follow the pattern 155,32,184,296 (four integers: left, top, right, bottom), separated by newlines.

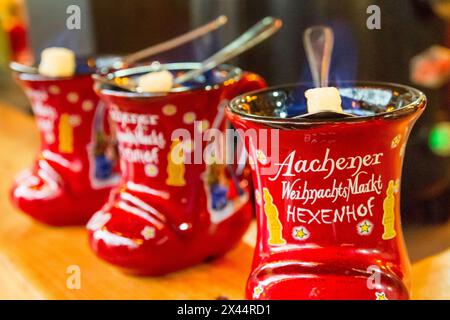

88,67,266,275
10,74,120,226
226,83,426,300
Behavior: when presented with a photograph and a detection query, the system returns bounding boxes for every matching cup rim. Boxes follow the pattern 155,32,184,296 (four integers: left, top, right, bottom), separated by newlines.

10,54,120,82
95,62,243,98
227,81,426,125
13,69,92,82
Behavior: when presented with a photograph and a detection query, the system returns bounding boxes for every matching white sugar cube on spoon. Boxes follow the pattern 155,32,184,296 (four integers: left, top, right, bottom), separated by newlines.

38,47,76,77
305,87,343,114
137,70,174,93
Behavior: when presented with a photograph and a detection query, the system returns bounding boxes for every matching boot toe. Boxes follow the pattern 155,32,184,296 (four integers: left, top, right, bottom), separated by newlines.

11,168,108,226
10,169,70,225
87,205,188,275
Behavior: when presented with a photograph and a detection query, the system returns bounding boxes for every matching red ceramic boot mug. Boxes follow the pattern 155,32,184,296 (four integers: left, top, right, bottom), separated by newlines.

88,63,266,275
226,82,426,300
10,72,120,226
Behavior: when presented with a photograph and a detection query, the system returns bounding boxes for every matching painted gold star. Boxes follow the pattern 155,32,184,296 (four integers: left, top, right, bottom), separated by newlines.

145,164,158,177
183,112,196,124
253,285,263,298
293,227,309,240
360,221,371,233
162,104,177,116
375,292,388,300
141,226,156,240
357,220,373,236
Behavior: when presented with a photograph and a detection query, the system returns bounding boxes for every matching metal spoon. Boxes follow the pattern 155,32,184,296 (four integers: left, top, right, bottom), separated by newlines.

122,15,227,67
295,25,354,119
304,25,334,88
174,16,282,85
95,16,282,92
10,15,228,75
10,61,39,74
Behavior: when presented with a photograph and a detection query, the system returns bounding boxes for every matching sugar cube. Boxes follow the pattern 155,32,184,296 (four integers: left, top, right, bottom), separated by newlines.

305,87,343,114
38,47,76,78
137,70,174,93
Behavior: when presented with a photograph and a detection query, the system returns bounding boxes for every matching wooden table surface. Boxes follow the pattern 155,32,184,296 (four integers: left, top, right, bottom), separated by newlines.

0,104,448,300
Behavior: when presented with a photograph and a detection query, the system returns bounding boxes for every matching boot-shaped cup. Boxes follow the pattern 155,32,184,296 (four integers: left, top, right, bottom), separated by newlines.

88,63,266,275
11,67,120,226
226,82,426,300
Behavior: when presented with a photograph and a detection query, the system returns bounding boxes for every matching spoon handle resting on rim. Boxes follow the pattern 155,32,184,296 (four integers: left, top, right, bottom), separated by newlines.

122,15,228,66
93,17,282,93
10,15,228,75
174,16,282,85
10,61,39,74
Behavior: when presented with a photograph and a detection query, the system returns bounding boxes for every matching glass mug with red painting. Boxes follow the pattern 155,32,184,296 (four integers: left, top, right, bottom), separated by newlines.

88,63,266,275
226,82,426,299
10,56,120,226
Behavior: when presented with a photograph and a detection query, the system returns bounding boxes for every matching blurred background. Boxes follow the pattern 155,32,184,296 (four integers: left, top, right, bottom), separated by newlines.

0,0,449,261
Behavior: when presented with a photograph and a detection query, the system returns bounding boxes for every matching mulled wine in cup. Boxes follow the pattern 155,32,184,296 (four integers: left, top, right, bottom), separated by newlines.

89,63,266,275
10,48,120,226
226,81,426,300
